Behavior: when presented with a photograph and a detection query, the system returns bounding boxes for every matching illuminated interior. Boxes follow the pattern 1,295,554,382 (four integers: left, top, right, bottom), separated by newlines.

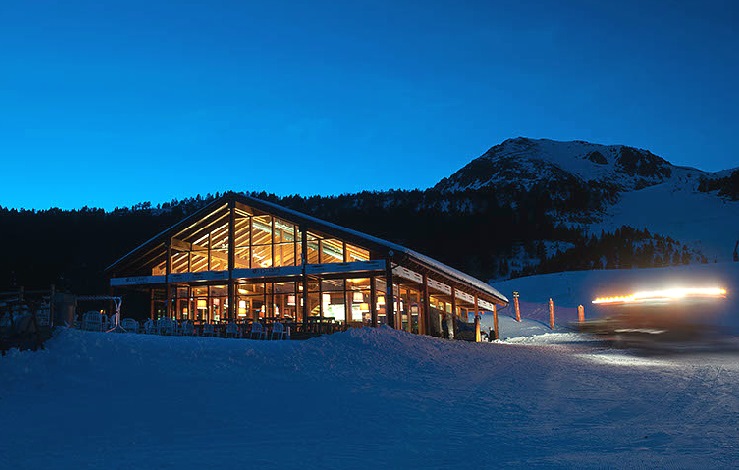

108,193,507,337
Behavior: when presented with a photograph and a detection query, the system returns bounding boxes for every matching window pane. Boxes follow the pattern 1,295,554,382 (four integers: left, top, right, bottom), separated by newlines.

235,216,250,248
346,243,370,262
252,215,272,245
252,245,272,268
307,240,319,264
274,218,294,243
274,242,295,267
321,239,344,263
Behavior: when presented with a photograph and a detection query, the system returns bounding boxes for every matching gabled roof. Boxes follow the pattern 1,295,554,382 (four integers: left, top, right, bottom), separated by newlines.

106,192,508,304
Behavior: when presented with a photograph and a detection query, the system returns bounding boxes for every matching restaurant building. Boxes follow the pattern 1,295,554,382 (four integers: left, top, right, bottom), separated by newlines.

105,192,508,335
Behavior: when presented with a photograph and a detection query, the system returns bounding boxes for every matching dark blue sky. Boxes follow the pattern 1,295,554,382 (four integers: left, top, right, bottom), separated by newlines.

2,0,737,210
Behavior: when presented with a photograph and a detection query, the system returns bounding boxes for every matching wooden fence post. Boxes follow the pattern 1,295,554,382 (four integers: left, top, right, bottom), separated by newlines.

548,298,555,330
513,291,521,322
577,304,585,323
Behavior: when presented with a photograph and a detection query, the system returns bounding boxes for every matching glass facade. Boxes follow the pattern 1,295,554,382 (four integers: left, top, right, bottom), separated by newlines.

113,197,500,338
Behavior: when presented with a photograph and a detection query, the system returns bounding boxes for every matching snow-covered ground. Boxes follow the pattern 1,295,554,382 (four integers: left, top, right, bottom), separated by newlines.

2,263,738,468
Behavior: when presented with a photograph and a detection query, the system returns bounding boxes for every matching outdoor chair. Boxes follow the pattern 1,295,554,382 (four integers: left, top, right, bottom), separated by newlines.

144,318,156,334
180,320,195,336
225,322,240,338
271,322,288,340
82,311,103,331
121,318,139,333
157,318,177,336
250,322,265,340
202,323,215,337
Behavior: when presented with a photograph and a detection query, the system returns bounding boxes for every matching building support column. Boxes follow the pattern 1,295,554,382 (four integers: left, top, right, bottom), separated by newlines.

165,240,172,318
385,259,395,328
421,274,430,336
227,199,236,321
369,275,377,327
448,291,457,339
301,225,309,331
493,304,500,340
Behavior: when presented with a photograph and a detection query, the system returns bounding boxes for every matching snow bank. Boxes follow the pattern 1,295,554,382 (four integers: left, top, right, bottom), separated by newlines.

1,325,737,468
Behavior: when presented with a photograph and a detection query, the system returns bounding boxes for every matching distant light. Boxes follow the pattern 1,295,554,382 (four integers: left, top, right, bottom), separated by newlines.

592,287,727,305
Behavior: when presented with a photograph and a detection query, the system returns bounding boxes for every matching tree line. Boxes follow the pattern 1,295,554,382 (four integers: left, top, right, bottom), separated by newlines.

0,183,706,294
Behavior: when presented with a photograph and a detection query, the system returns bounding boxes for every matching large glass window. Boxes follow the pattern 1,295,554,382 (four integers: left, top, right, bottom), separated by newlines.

154,205,370,277
346,278,371,324
237,282,266,321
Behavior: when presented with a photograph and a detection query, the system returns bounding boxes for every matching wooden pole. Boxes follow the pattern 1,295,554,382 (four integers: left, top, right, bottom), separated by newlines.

492,304,499,340
369,276,377,327
421,274,430,336
578,304,585,323
449,291,457,340
549,298,555,330
513,292,521,322
385,260,395,329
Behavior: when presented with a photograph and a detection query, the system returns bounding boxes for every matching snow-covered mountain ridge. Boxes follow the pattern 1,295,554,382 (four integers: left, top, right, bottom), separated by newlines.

435,137,705,193
435,137,739,264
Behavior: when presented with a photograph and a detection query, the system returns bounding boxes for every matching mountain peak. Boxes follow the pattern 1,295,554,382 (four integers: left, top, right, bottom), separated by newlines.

435,137,692,193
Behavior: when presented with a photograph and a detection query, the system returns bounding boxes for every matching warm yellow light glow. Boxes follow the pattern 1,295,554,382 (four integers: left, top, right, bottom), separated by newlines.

197,299,207,308
593,286,727,305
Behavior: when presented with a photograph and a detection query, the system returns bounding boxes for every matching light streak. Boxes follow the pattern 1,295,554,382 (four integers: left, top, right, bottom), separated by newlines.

592,286,727,305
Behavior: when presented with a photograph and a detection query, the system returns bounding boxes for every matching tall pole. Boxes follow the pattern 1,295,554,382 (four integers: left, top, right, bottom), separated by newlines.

369,276,377,327
421,274,430,336
301,225,309,331
227,199,236,321
165,240,172,318
493,304,499,340
385,259,395,328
